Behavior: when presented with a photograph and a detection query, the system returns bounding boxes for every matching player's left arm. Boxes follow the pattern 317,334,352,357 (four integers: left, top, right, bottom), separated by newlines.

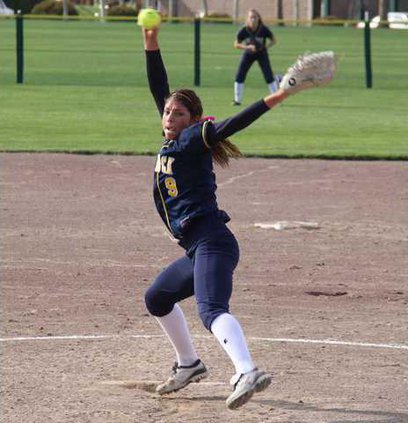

212,50,336,142
209,90,288,142
177,90,289,152
265,36,276,49
264,27,276,49
210,50,336,142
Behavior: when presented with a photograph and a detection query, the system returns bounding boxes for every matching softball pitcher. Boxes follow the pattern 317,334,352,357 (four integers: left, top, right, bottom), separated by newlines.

233,9,279,105
140,26,335,410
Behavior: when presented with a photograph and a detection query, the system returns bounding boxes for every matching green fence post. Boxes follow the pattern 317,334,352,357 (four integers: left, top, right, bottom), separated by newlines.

16,12,24,84
194,18,200,87
389,0,399,12
364,11,373,88
321,0,331,17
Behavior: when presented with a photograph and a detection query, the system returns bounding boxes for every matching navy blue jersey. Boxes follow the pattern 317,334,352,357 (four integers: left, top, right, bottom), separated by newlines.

153,121,218,237
145,50,270,239
236,24,273,53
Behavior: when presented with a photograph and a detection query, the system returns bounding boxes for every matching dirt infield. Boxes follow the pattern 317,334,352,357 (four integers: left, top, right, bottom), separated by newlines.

1,153,407,423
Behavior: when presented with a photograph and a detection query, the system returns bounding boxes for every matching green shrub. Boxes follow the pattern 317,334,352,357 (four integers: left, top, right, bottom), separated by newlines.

205,12,232,23
207,12,231,19
5,0,43,14
31,0,78,15
312,15,344,26
107,4,137,17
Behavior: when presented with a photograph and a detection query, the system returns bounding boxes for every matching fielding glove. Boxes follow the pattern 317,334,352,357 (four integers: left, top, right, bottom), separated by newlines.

280,51,336,95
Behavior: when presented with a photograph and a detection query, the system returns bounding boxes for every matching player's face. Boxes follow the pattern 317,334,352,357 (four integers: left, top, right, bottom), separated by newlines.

162,98,196,140
248,12,259,28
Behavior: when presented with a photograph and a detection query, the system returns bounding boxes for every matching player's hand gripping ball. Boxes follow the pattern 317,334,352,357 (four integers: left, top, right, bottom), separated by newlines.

137,8,161,30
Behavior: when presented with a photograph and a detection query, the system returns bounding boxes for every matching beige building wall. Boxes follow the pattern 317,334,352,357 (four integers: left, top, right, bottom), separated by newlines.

154,0,408,21
157,0,314,21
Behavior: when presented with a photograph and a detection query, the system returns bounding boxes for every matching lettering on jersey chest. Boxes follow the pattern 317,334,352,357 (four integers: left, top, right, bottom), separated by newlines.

155,154,175,175
155,154,178,198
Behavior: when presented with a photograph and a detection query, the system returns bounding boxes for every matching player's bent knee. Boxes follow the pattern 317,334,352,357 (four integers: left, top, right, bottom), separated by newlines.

144,287,158,315
198,307,229,331
144,286,173,317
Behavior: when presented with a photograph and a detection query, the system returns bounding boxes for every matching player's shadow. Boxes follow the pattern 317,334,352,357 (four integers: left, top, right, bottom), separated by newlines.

160,394,226,403
254,398,407,422
164,395,407,422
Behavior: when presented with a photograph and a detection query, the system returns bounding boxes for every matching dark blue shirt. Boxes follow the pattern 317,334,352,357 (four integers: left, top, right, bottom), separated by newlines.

153,121,218,237
145,50,270,239
236,24,273,54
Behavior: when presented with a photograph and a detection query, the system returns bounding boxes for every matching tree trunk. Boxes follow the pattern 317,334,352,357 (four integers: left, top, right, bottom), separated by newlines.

378,0,387,20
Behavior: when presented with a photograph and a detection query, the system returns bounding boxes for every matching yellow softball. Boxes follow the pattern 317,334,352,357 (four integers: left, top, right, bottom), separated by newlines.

137,8,161,30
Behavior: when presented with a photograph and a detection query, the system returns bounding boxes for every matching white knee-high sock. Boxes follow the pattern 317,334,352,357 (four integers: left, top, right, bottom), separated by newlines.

234,82,244,103
211,313,255,375
155,304,199,367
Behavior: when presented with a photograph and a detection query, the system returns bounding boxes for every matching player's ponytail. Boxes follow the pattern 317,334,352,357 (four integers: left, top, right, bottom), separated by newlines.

166,89,243,168
211,139,243,168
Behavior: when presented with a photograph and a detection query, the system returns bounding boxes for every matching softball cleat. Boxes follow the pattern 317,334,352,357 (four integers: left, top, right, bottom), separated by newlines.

226,368,272,410
156,359,208,395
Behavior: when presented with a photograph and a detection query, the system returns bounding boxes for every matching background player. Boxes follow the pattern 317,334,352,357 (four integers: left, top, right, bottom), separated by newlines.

233,9,279,105
140,24,335,410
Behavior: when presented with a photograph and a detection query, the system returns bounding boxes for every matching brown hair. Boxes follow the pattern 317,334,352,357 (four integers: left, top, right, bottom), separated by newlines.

165,89,243,168
246,9,263,29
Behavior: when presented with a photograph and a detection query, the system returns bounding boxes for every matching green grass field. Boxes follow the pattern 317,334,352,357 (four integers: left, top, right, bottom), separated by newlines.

1,18,407,158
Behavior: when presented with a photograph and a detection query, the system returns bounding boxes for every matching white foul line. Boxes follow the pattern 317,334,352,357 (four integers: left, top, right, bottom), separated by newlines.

0,334,163,342
218,165,279,188
0,334,407,350
251,337,408,350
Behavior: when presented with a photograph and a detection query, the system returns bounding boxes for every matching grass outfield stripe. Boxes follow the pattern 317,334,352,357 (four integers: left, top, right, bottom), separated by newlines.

1,22,407,158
